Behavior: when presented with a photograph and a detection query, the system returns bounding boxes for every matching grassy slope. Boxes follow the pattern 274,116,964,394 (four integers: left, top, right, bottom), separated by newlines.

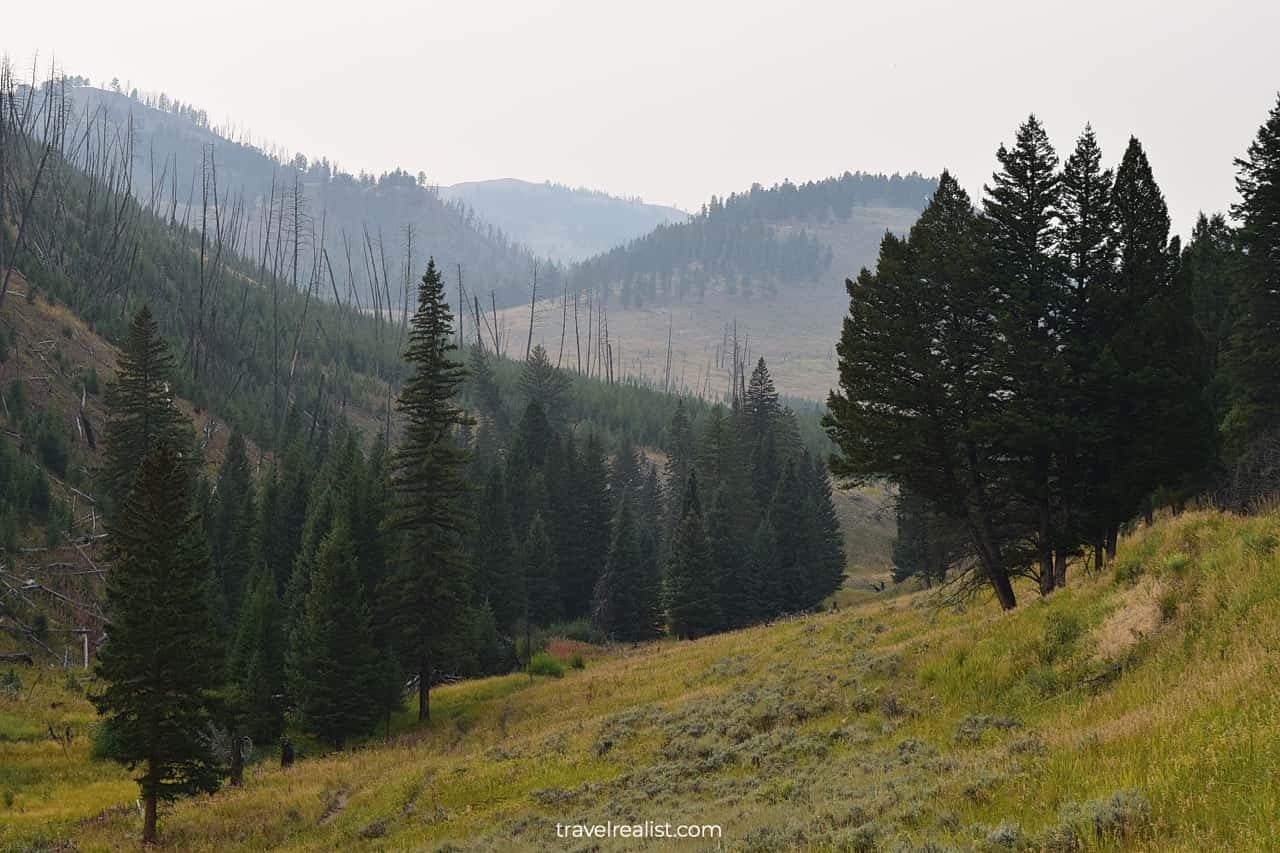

498,207,921,404
5,507,1279,850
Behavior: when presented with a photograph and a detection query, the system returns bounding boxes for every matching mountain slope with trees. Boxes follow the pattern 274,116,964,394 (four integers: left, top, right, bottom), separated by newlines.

62,82,551,314
497,176,933,401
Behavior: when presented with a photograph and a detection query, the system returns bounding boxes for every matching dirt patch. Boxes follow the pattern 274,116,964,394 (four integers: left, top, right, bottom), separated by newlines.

1092,578,1165,661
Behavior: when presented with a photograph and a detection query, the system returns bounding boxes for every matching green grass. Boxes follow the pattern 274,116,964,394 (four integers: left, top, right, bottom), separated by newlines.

6,508,1280,850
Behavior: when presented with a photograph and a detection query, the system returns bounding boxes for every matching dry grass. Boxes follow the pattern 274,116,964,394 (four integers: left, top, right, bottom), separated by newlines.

5,508,1280,851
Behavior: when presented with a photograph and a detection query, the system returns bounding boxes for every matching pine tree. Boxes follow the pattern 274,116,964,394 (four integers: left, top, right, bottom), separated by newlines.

293,522,380,748
750,429,780,509
568,433,612,617
747,517,782,622
707,487,750,630
1222,95,1280,457
100,306,193,514
662,400,696,534
520,343,571,424
468,346,509,436
826,172,1021,609
473,464,522,628
522,513,561,626
1181,213,1242,428
228,564,285,747
769,460,810,612
259,438,312,595
592,498,660,642
663,472,720,639
800,453,846,606
516,401,552,467
983,115,1067,594
208,431,257,629
386,258,473,722
92,448,223,844
1057,125,1117,576
1108,138,1215,521
744,357,780,447
609,437,643,504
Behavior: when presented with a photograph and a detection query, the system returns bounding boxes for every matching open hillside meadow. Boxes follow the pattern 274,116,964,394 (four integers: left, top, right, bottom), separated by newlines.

4,506,1278,851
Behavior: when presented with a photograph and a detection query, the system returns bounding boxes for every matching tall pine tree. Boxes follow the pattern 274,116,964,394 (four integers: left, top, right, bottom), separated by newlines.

100,306,193,514
663,472,720,639
387,258,472,722
1222,95,1280,458
92,448,223,844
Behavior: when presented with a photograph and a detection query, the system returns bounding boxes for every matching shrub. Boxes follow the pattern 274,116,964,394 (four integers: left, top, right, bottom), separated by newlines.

26,409,70,477
83,368,100,396
1,669,21,697
1039,611,1085,663
6,380,25,421
528,653,564,678
568,653,586,670
1159,552,1193,577
1113,555,1145,585
1037,789,1150,850
1242,528,1279,558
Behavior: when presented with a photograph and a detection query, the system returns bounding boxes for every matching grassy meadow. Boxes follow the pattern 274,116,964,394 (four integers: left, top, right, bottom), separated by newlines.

4,506,1280,850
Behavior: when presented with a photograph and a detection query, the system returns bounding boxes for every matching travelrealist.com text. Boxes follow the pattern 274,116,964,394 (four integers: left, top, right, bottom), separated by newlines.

555,821,723,840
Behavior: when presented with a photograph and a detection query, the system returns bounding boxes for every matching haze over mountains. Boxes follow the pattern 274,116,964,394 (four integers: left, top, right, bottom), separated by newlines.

60,79,934,402
439,179,686,262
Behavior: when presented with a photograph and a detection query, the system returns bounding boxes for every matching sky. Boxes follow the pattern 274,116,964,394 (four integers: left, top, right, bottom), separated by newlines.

7,0,1278,236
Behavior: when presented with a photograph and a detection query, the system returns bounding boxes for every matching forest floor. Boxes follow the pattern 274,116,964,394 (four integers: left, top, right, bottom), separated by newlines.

4,506,1280,851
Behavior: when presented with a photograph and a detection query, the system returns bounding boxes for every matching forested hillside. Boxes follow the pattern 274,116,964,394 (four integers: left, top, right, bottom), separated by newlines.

498,178,930,401
568,171,935,304
61,83,553,313
440,179,686,262
1,69,867,839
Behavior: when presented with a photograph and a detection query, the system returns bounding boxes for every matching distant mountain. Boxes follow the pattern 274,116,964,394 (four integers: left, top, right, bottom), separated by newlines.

62,85,551,312
502,172,937,401
440,179,686,262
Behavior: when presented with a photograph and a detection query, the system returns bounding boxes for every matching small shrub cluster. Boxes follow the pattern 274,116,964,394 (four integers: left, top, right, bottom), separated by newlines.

527,653,564,678
1,668,22,697
1036,789,1150,850
954,714,1022,744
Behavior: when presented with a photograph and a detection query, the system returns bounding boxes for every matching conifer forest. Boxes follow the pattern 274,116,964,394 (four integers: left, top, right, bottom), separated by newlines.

2,5,1280,849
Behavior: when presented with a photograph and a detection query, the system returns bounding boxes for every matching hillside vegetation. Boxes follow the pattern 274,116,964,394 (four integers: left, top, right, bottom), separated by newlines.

4,506,1277,851
64,84,549,312
501,205,923,401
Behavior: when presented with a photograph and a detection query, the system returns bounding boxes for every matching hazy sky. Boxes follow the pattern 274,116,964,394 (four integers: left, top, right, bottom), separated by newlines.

8,0,1278,236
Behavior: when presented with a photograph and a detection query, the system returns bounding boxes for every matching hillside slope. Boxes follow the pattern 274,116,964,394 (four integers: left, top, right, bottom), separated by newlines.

503,205,923,401
440,179,686,262
62,85,549,311
7,507,1278,850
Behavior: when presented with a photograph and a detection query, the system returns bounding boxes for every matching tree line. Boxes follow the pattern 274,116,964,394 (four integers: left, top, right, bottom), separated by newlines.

827,97,1280,607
